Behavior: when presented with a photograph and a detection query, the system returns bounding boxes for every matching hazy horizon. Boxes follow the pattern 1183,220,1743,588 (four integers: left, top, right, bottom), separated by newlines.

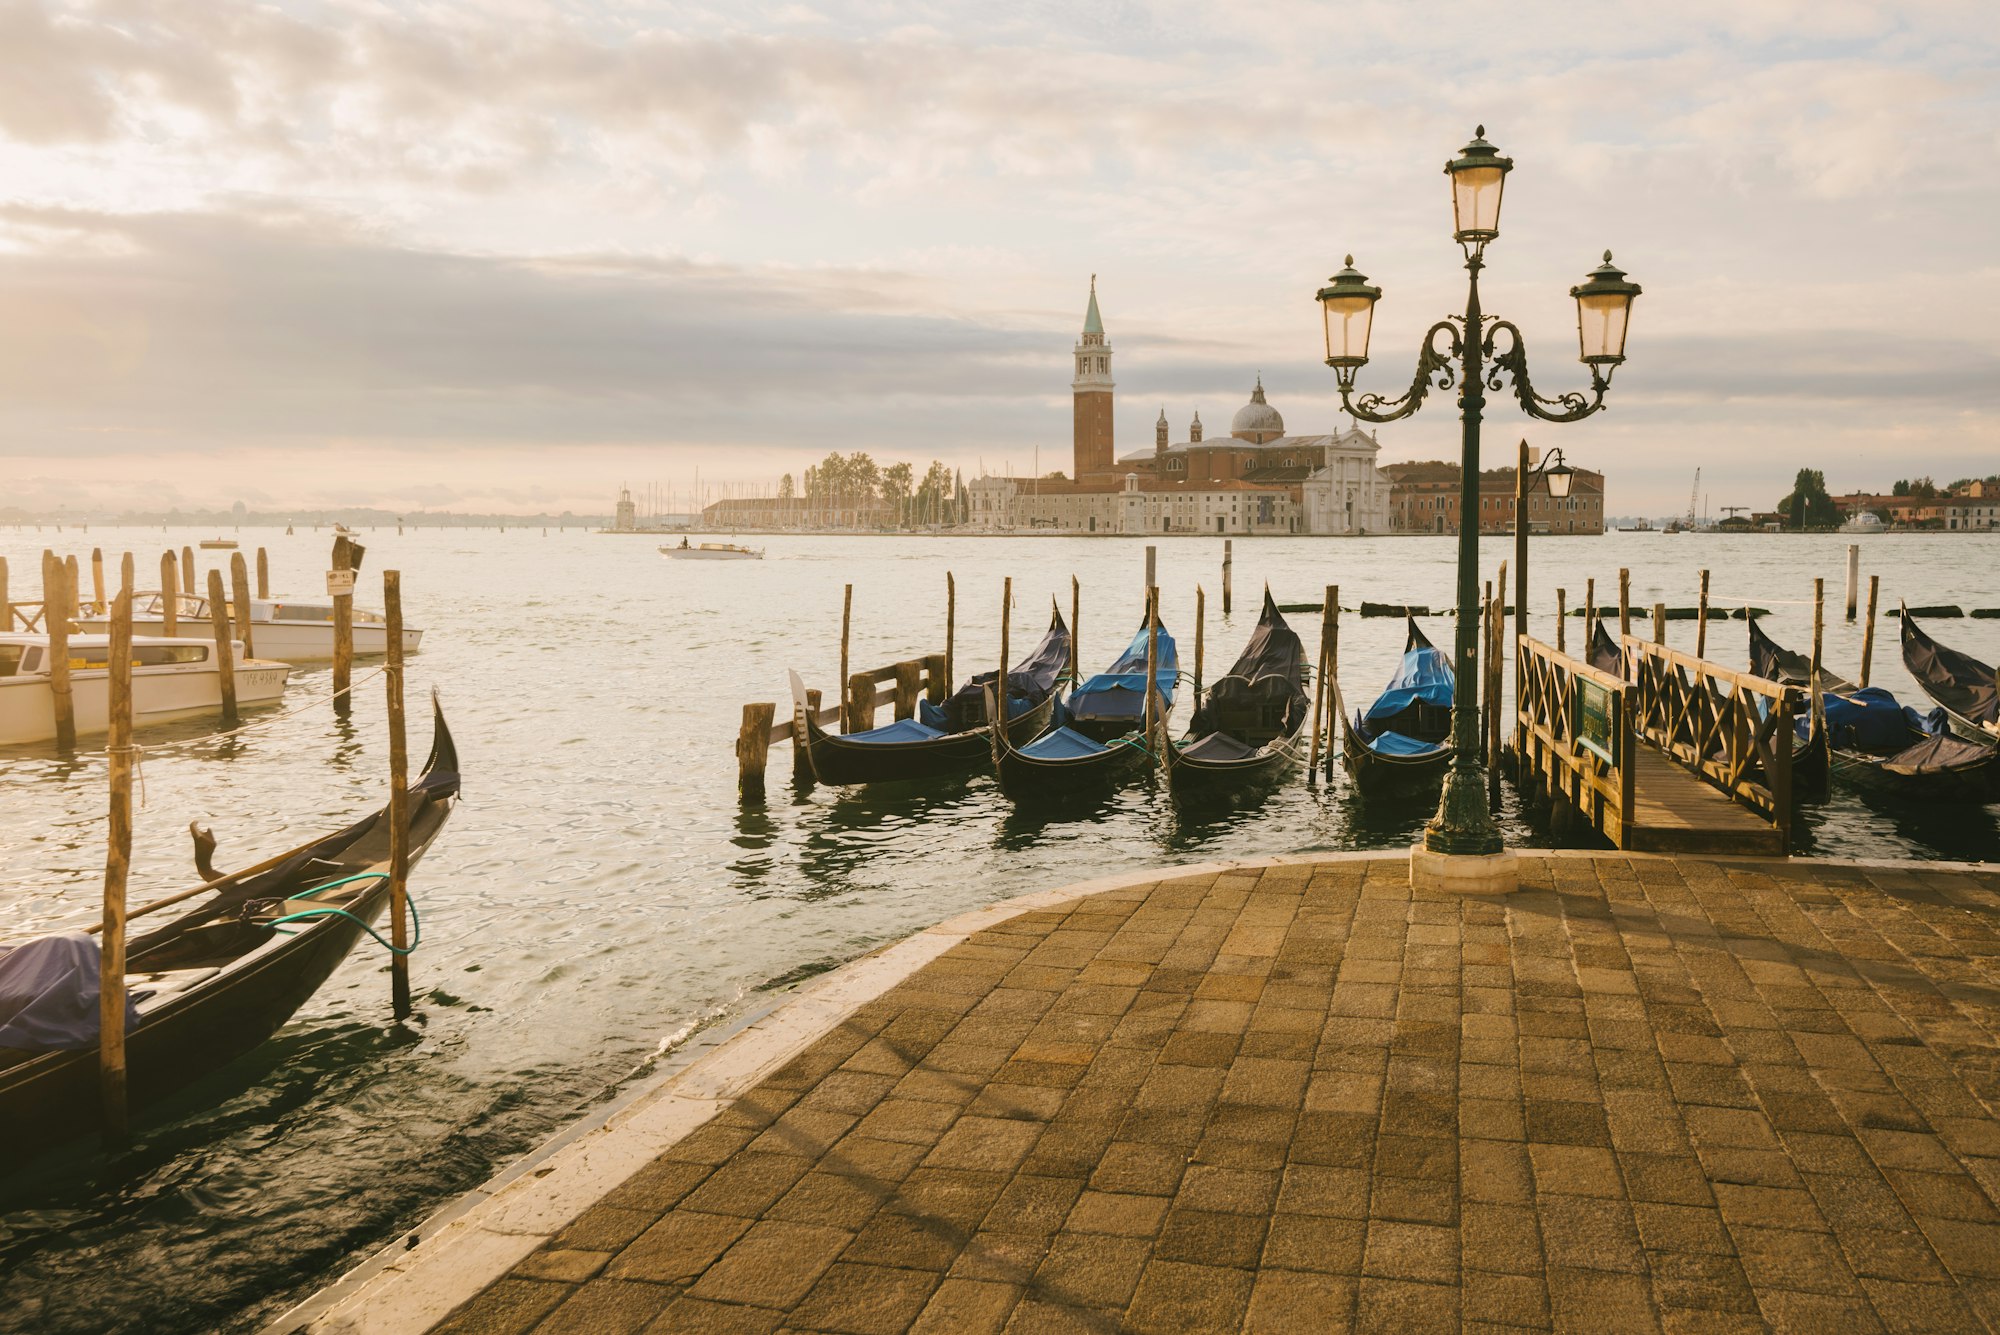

2,1,1995,518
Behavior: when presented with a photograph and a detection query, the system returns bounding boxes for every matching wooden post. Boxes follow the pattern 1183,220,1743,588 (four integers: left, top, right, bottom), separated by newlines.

206,569,238,725
66,554,80,612
1145,545,1157,596
1585,577,1596,632
1222,539,1233,614
181,546,195,595
1652,602,1666,645
1618,567,1630,640
1860,574,1880,687
738,703,775,795
1194,585,1205,700
1486,586,1502,806
100,552,136,1143
839,583,853,732
894,660,922,720
996,577,1013,741
256,546,270,599
230,552,255,659
1143,587,1160,759
944,572,955,694
160,551,178,636
332,536,354,716
0,555,8,631
1308,583,1335,780
1069,574,1079,681
1812,577,1825,682
384,570,413,1019
1556,588,1567,654
44,552,75,750
90,547,105,615
922,653,948,704
1696,569,1711,658
1845,544,1860,620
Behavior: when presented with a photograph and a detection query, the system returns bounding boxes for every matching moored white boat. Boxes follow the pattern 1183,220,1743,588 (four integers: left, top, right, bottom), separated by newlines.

75,593,422,662
198,537,238,550
0,634,291,744
661,541,764,561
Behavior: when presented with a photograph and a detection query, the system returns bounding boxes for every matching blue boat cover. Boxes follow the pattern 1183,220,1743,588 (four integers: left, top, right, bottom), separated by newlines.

843,717,948,745
1362,644,1455,727
1366,730,1448,757
0,932,145,1052
919,696,1034,731
1021,726,1112,761
1817,686,1944,752
932,611,1073,732
1070,622,1179,723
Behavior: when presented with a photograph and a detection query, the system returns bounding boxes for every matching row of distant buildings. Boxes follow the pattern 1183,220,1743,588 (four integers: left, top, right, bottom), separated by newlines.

1831,488,2000,532
682,280,1607,537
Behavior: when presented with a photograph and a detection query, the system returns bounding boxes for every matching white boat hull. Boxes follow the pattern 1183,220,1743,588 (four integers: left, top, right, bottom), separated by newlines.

0,659,291,744
662,549,762,560
74,617,422,663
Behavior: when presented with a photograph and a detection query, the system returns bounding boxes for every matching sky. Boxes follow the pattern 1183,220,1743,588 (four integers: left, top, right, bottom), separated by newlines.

0,0,1995,517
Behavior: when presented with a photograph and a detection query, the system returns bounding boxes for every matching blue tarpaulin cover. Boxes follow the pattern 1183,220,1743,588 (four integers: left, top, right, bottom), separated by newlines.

1021,726,1113,761
1071,622,1179,724
1362,645,1454,727
844,717,947,745
1366,730,1448,757
1817,686,1942,753
919,696,1034,732
0,932,145,1053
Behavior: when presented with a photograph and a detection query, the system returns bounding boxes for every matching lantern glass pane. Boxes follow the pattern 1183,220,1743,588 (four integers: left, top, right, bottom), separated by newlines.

1452,164,1506,237
1547,467,1574,500
1577,292,1631,361
1321,294,1374,364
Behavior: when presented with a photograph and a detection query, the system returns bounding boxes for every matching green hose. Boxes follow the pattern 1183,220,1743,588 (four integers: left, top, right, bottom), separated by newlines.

264,872,421,956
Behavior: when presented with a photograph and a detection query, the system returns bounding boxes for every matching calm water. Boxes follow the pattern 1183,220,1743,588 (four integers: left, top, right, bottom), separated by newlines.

2,527,1997,1331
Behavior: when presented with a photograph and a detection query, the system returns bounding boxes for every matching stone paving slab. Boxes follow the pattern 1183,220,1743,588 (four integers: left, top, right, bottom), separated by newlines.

425,854,2000,1333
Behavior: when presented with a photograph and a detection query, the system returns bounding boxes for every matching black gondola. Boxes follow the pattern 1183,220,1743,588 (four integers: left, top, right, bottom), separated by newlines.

0,704,461,1171
1587,619,1622,678
1900,605,2000,743
790,607,1071,786
995,613,1173,800
1749,617,1992,799
1165,592,1309,791
1341,618,1452,793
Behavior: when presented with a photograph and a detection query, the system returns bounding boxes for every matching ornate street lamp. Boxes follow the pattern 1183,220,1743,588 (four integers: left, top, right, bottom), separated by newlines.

1316,127,1640,866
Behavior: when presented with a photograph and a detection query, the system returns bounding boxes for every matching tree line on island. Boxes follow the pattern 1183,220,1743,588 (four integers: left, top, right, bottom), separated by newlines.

1769,468,2000,531
774,453,970,527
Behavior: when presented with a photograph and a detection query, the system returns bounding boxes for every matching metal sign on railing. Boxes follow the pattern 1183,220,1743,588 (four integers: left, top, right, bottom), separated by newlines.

1575,675,1619,765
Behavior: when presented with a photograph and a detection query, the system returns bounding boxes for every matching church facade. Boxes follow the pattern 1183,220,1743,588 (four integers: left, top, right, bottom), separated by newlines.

968,281,1394,534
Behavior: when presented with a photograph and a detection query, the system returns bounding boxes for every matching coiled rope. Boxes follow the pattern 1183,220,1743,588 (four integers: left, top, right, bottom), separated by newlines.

261,872,421,956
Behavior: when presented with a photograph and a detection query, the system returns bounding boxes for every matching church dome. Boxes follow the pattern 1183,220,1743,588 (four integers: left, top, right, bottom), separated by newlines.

1231,377,1284,439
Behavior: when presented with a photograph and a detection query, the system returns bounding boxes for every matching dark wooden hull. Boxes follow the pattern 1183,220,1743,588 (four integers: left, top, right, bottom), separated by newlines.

1164,715,1308,794
0,715,458,1172
802,692,1056,786
1342,724,1450,794
1828,743,2000,802
995,733,1146,801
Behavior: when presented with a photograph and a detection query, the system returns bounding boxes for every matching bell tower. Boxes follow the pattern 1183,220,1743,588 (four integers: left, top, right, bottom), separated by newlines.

1072,276,1115,481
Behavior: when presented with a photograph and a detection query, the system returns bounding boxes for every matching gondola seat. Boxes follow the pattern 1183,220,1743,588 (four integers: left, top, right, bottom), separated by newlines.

127,968,221,1003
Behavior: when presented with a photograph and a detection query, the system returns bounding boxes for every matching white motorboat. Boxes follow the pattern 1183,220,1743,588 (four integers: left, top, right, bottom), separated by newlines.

1840,512,1887,534
75,592,422,663
661,542,764,561
0,634,291,745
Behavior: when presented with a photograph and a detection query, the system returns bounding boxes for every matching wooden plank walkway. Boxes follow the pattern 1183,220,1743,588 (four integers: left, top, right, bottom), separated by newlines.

1619,746,1784,857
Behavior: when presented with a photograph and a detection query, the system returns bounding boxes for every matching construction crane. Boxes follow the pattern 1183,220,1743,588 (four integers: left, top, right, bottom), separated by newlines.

1686,468,1701,530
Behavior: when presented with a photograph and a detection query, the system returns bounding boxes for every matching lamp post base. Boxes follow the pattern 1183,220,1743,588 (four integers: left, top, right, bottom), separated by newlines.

1410,843,1520,896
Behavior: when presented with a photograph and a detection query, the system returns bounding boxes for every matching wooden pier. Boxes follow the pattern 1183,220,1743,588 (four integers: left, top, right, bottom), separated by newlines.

1514,633,1791,856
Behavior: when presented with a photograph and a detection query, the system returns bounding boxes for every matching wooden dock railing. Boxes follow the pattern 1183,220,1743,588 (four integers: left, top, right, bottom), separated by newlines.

1622,636,1793,842
738,653,949,796
1516,635,1637,843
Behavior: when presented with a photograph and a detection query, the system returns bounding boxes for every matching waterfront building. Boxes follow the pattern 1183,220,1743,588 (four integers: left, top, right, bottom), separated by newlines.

1383,461,1606,535
968,283,1395,534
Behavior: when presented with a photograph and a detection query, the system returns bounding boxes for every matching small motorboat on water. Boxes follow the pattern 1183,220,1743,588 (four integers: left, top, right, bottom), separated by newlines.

0,634,290,745
0,705,460,1168
662,541,764,561
198,538,238,550
76,592,421,663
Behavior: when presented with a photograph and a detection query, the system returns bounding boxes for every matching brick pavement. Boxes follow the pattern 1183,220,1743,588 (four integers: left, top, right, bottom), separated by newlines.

432,855,2000,1333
